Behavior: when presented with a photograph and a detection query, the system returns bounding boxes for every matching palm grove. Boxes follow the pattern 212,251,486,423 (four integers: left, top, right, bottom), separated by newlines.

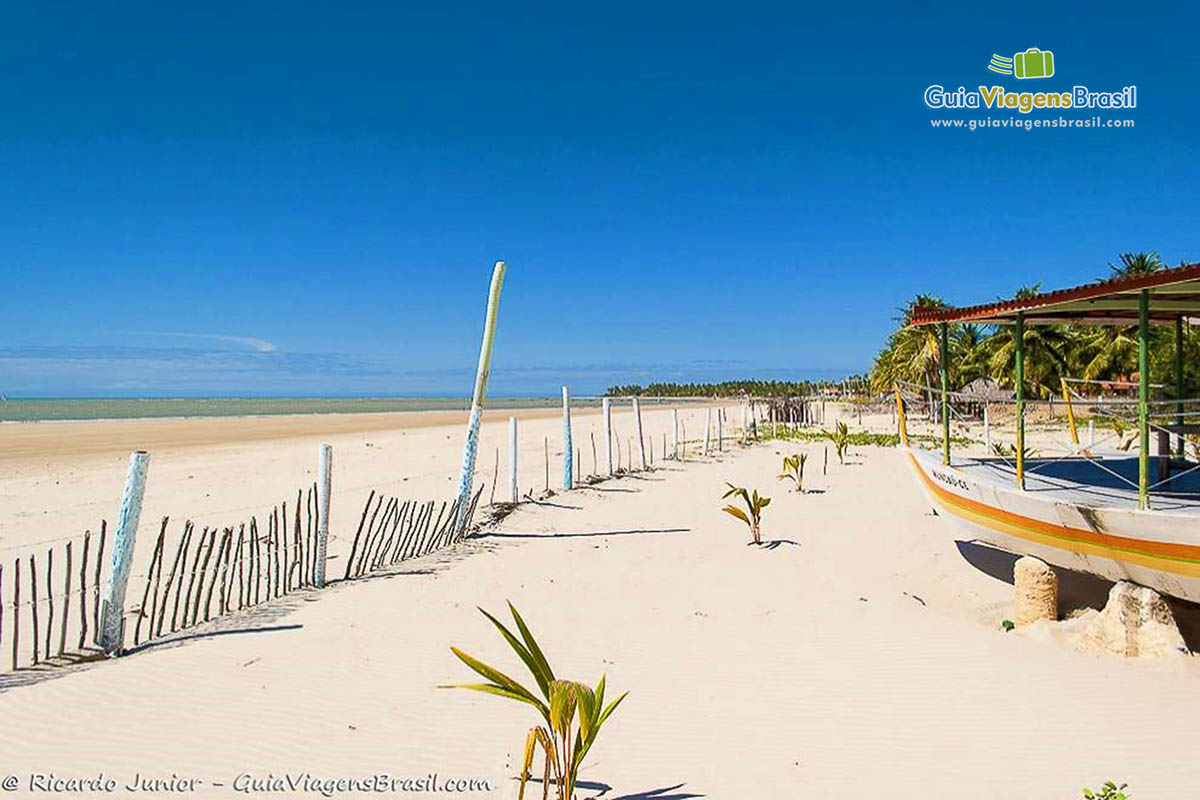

869,253,1200,400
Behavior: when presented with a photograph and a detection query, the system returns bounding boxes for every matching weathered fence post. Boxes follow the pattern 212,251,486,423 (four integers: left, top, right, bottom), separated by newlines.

562,386,573,490
717,407,724,452
455,261,506,532
99,450,150,655
633,397,647,470
603,397,614,476
509,416,519,503
314,444,332,588
672,408,680,460
703,408,712,454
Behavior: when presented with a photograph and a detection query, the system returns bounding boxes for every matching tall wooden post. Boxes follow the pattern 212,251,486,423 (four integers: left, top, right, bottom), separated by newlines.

1138,289,1150,509
1176,315,1185,456
455,261,506,531
99,450,150,655
508,417,519,503
717,407,724,451
314,444,332,588
633,397,647,470
561,386,573,490
672,408,680,459
703,407,712,455
939,322,950,466
1015,312,1026,490
602,398,613,475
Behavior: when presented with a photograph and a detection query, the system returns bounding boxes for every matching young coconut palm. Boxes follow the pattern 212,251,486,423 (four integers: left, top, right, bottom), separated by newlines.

829,421,850,464
721,483,770,544
442,603,627,800
777,453,807,492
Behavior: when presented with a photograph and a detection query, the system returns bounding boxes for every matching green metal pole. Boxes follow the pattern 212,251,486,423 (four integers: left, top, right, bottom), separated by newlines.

1176,315,1185,456
1139,289,1150,509
939,322,950,465
1015,312,1025,489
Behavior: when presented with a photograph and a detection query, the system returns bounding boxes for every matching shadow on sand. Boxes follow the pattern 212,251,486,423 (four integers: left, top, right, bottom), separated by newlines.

480,528,690,540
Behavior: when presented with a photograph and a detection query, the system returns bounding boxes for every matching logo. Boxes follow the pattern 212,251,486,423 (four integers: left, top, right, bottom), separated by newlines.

924,45,1136,115
989,48,1055,79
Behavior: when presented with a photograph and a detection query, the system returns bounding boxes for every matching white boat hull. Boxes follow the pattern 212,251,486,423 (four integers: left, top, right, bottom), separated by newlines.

904,447,1200,603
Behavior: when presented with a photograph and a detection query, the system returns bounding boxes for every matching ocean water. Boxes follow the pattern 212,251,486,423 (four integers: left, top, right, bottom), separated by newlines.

0,396,587,422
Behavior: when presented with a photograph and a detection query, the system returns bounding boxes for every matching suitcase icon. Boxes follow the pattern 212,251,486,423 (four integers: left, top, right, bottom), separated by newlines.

1013,48,1054,79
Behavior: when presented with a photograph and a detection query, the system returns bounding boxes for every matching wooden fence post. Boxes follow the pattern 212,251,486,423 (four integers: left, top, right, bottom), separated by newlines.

562,387,573,490
99,450,150,655
314,444,332,588
603,397,613,476
717,407,724,452
633,397,647,470
704,408,712,455
509,417,519,503
672,408,680,460
455,260,506,533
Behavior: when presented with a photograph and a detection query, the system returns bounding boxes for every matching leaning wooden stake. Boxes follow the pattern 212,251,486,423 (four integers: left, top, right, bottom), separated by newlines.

92,521,106,643
78,531,89,649
59,542,72,657
30,553,39,665
99,450,150,655
44,547,54,660
133,519,166,645
12,558,20,670
454,260,506,533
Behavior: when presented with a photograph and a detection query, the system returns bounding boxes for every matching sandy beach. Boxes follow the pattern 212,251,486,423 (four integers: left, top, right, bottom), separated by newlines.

1,410,1198,798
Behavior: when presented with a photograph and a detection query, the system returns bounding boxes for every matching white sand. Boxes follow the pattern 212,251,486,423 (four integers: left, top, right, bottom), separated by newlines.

1,412,1198,798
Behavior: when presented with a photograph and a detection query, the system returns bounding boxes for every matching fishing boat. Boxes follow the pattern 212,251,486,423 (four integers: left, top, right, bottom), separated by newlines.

898,263,1200,603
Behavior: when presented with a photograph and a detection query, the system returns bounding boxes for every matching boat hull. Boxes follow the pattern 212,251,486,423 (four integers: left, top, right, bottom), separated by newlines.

904,447,1200,603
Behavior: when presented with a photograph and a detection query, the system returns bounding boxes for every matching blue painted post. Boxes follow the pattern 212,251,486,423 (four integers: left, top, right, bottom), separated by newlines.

561,386,573,490
455,261,507,532
99,451,150,655
314,444,332,588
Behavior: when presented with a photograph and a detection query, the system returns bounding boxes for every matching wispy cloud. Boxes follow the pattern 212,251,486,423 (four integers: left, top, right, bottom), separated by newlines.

135,332,277,352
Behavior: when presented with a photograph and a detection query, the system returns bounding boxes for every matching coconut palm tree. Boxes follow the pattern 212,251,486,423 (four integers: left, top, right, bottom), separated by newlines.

1107,251,1166,279
985,285,1075,398
952,324,991,386
868,294,947,394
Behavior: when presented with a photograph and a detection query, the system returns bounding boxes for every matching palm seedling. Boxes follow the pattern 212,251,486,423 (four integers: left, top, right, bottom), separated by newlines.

829,421,850,464
777,453,807,492
721,483,770,544
442,603,627,800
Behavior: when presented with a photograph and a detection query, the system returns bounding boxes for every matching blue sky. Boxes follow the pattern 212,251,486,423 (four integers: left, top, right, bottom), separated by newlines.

1,2,1197,396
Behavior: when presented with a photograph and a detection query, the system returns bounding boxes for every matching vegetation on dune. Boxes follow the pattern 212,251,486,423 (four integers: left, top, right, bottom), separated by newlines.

870,252,1200,400
442,604,627,800
605,378,867,398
